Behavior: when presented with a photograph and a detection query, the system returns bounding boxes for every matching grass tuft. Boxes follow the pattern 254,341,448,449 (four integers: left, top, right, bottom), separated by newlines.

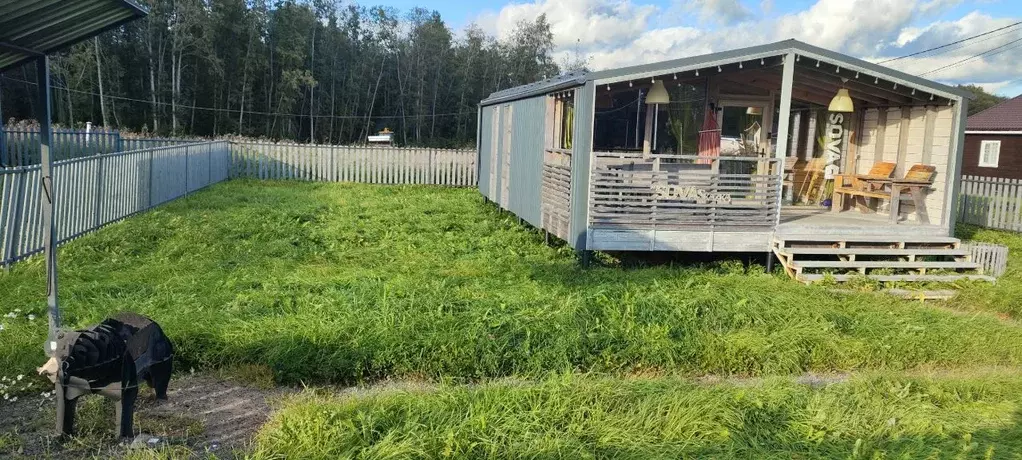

252,370,1022,459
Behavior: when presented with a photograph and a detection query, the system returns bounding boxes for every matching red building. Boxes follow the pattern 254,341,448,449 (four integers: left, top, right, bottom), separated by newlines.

963,95,1022,179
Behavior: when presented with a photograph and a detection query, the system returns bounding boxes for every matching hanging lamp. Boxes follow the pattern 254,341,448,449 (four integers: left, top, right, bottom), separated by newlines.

829,79,854,112
646,80,670,105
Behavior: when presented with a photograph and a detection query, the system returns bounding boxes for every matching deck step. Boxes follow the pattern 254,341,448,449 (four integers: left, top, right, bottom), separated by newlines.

792,261,980,270
776,234,960,245
780,248,969,256
798,274,997,283
884,289,959,300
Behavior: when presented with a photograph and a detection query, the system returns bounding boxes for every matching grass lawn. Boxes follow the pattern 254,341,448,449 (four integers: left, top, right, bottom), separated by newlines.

2,180,1022,457
254,369,1022,459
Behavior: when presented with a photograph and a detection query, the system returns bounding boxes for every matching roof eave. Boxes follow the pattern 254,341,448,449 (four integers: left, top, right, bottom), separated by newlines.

0,0,148,72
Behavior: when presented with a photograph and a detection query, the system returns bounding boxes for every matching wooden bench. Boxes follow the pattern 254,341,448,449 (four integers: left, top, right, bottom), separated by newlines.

832,164,937,224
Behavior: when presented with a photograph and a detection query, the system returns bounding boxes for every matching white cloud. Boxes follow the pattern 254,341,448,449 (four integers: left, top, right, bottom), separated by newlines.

476,0,656,49
472,0,1021,91
975,80,1017,95
683,0,753,25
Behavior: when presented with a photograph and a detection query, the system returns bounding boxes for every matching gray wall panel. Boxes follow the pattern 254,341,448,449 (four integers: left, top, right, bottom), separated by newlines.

568,82,596,250
507,96,546,228
477,105,496,200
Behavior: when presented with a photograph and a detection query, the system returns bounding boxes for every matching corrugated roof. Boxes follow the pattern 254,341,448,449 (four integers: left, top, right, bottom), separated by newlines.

481,71,589,105
966,95,1022,131
481,39,971,106
0,0,147,71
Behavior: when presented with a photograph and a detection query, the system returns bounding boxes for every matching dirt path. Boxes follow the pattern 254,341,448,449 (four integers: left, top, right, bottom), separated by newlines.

0,373,291,458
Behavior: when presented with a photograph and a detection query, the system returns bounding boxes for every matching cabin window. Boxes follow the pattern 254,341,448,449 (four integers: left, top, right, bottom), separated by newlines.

979,140,1001,168
560,97,575,149
547,92,575,151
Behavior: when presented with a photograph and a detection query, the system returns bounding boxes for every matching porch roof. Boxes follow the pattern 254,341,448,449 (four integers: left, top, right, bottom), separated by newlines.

0,0,148,72
482,39,973,107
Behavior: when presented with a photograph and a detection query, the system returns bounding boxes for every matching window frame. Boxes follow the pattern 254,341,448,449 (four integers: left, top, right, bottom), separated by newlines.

546,91,576,152
978,140,1001,168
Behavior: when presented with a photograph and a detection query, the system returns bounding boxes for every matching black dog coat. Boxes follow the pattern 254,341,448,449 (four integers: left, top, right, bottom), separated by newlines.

52,312,173,437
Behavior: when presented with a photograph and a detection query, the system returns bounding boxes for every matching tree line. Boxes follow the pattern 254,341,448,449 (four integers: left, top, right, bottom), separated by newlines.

0,0,562,147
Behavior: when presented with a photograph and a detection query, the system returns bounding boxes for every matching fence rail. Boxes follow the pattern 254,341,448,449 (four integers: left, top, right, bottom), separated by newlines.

229,142,476,186
1,127,201,167
1,141,230,267
959,175,1022,232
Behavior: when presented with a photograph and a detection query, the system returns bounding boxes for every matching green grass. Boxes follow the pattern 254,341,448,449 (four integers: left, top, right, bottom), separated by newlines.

252,370,1022,459
2,180,1022,385
949,224,1022,321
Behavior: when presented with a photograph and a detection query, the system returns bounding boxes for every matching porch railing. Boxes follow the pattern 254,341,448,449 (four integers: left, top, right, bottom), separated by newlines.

589,152,782,230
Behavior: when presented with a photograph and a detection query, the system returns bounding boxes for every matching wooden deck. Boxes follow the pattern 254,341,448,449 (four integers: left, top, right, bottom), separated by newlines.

777,206,949,237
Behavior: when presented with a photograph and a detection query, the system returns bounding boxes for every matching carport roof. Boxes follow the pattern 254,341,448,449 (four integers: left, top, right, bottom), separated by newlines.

0,0,147,72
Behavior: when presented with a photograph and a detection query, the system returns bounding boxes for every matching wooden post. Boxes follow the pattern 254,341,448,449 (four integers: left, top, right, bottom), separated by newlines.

774,52,795,226
642,101,654,158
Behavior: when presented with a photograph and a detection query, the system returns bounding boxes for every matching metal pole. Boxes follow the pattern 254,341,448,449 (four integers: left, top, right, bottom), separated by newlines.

37,57,61,356
0,79,6,166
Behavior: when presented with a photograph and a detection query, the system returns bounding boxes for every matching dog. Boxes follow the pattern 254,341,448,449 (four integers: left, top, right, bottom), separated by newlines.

37,312,174,437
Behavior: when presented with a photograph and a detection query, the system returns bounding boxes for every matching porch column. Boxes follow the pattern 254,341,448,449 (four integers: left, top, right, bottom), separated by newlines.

774,51,795,225
37,56,61,355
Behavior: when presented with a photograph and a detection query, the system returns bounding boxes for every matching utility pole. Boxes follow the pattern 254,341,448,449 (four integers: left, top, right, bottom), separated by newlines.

95,37,108,127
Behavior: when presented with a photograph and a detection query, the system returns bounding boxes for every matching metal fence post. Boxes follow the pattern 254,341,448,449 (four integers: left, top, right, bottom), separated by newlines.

3,169,27,269
184,144,190,195
94,154,104,230
147,147,154,209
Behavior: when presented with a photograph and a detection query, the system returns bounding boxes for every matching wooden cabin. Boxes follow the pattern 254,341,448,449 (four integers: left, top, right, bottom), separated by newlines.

962,94,1022,180
476,40,990,285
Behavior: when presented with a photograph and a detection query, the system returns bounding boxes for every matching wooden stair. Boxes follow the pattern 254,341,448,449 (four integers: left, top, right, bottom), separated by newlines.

772,234,997,286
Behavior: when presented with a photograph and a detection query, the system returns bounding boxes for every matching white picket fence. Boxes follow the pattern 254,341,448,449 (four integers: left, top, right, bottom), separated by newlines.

1,141,231,268
959,175,1022,232
229,142,476,186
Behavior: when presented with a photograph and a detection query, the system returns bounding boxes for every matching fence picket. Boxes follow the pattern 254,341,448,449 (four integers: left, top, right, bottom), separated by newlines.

960,175,1022,232
3,139,476,268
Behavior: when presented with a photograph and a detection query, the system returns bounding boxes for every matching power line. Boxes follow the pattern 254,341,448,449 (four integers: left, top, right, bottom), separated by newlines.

0,75,474,120
880,20,1022,63
919,36,1022,76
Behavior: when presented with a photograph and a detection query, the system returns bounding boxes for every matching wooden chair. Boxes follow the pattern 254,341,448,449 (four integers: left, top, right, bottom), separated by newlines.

889,164,937,224
796,157,827,203
832,162,897,212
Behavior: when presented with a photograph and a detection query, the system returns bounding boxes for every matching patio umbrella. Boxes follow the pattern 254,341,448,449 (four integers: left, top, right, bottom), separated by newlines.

697,108,720,165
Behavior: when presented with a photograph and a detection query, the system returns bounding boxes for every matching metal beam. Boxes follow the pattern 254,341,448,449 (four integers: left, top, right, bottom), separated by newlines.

36,56,60,355
0,40,43,56
795,63,929,104
727,71,893,106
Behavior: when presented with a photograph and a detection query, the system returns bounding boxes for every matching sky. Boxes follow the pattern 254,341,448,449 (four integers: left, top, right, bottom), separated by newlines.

380,0,1022,97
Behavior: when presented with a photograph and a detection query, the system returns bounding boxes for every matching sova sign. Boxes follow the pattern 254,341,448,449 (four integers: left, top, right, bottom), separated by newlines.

823,113,845,180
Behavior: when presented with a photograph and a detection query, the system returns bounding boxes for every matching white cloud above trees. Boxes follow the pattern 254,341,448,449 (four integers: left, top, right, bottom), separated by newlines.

473,0,1022,95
